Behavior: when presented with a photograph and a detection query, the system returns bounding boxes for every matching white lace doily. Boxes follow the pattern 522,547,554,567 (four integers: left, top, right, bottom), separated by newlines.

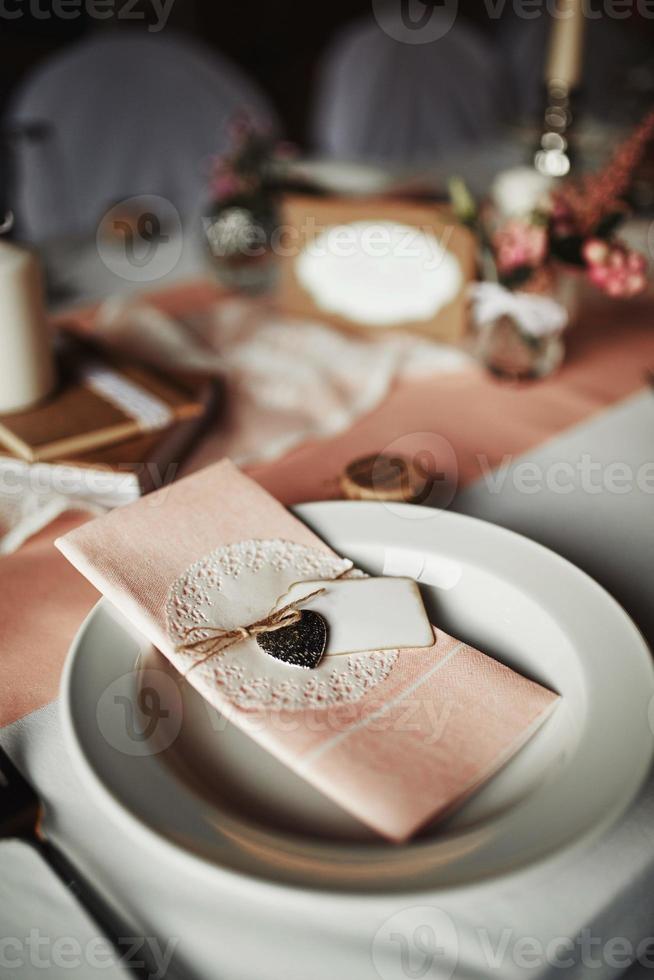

296,221,463,327
165,539,399,712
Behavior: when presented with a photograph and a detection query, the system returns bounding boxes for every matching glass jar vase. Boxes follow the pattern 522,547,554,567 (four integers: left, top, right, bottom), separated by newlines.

202,194,280,295
474,314,565,380
471,269,580,381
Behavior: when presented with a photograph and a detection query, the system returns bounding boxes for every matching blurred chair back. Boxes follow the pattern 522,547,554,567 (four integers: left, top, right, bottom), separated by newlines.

313,11,506,165
5,31,276,242
312,14,507,166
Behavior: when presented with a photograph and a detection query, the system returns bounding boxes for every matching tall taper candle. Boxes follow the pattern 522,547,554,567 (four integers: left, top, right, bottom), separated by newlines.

0,240,56,413
545,0,585,90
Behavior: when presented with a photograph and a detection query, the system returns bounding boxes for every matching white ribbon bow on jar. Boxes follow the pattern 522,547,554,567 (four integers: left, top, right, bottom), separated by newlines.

469,282,569,338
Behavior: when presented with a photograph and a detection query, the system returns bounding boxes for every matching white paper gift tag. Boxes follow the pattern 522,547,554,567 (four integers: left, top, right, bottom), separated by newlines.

166,541,431,711
277,577,434,657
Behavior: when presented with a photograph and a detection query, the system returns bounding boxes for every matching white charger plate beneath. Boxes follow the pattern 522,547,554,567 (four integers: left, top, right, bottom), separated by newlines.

60,502,654,895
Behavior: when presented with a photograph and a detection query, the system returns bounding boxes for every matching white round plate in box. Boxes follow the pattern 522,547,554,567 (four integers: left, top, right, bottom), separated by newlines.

282,158,395,196
60,502,654,895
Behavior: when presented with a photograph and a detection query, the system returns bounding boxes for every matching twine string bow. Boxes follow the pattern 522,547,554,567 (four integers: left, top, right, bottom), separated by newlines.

177,587,326,675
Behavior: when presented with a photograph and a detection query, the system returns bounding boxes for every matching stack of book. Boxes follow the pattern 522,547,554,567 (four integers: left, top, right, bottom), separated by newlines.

0,334,218,508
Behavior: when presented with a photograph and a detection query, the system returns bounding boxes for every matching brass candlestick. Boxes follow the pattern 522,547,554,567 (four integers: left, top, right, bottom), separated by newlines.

535,0,585,177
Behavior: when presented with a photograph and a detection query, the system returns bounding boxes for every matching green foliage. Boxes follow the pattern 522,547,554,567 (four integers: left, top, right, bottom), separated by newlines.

448,176,477,227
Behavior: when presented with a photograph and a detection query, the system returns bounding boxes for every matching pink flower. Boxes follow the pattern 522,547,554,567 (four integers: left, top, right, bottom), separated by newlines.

585,241,648,298
493,219,548,276
588,263,609,288
582,238,609,266
627,251,647,274
210,172,243,200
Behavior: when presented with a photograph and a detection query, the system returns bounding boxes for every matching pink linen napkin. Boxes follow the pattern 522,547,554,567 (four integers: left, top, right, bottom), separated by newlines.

56,459,558,842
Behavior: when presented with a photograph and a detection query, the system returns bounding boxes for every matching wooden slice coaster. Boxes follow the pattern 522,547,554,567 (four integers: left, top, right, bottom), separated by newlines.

340,454,427,503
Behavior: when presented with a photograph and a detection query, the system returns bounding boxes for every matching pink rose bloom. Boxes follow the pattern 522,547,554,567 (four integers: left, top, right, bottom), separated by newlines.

582,238,609,266
210,171,244,201
493,220,548,276
585,240,648,298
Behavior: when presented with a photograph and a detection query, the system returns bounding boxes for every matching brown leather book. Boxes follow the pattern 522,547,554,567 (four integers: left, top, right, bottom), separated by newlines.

0,337,206,462
0,380,220,506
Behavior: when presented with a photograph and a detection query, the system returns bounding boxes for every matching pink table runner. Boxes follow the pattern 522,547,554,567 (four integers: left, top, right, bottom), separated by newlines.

1,280,653,728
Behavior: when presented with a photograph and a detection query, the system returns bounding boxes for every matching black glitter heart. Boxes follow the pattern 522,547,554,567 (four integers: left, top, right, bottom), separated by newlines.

256,610,327,670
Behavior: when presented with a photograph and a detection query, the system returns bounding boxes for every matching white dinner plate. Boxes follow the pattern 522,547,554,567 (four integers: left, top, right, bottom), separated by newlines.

282,158,396,196
61,502,654,895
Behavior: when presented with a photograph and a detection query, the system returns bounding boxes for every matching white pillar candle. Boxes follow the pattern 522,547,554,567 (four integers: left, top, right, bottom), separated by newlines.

545,0,585,89
0,240,56,414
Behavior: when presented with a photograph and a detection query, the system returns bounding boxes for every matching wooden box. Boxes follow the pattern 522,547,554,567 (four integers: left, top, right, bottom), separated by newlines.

274,195,476,343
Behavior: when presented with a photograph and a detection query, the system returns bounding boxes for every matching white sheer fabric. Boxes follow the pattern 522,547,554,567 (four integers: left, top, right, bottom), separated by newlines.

0,297,473,554
96,295,473,467
6,31,277,241
312,13,508,165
